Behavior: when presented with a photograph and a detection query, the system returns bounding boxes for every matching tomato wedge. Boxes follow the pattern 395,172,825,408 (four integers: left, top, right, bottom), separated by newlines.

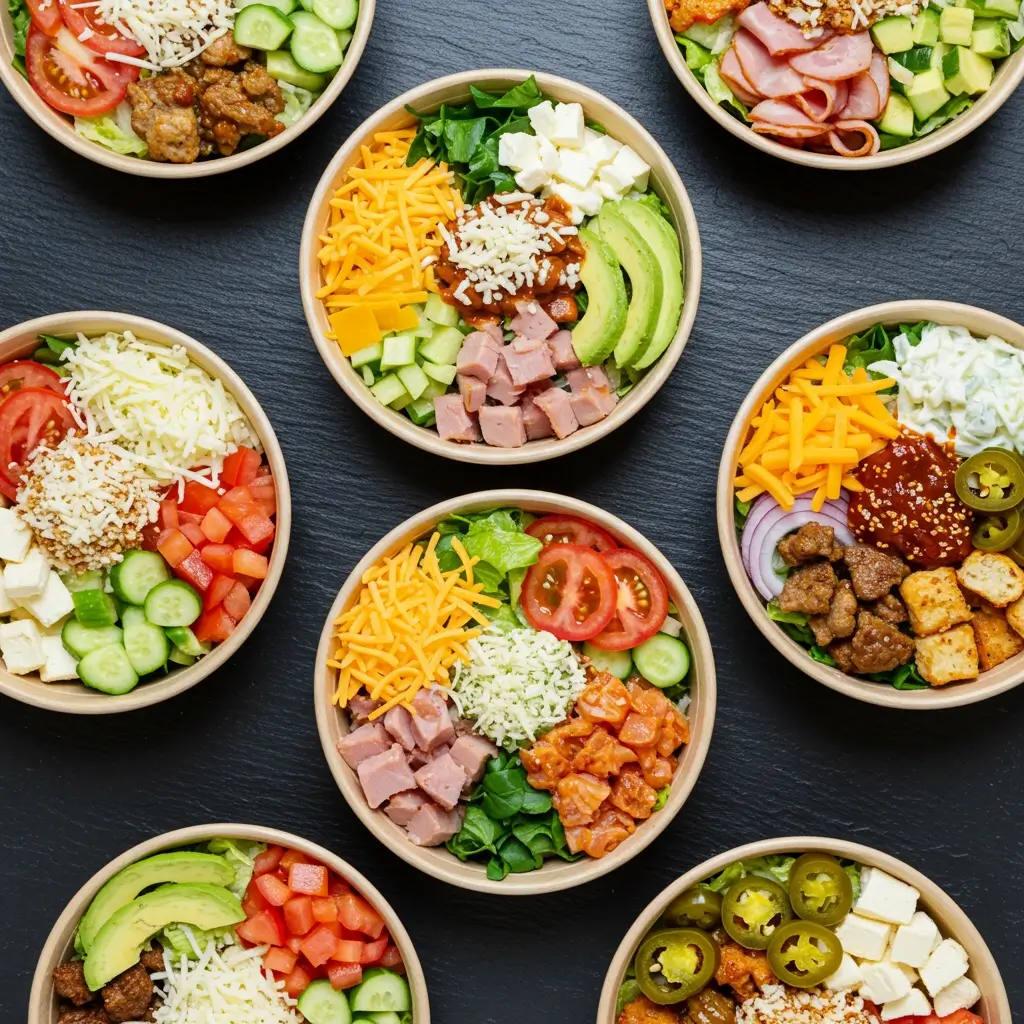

0,387,76,500
588,548,669,651
526,514,618,553
521,543,617,642
57,0,145,56
0,360,65,398
26,0,61,35
26,25,126,117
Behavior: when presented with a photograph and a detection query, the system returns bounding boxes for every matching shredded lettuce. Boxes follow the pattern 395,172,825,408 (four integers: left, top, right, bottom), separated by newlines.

75,102,148,157
916,95,974,137
704,854,798,893
276,83,319,128
204,837,265,897
676,35,713,71
160,923,234,961
703,60,750,122
449,510,542,580
766,599,814,646
680,14,736,54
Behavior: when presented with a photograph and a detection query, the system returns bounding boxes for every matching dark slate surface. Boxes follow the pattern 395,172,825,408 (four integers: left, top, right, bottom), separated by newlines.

1,0,1022,1020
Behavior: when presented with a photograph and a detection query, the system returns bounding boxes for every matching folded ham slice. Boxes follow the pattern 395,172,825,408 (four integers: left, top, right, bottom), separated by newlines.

749,97,827,127
837,69,882,120
868,49,890,109
733,29,807,98
789,31,873,80
794,76,848,122
828,120,881,156
737,3,832,54
720,47,762,106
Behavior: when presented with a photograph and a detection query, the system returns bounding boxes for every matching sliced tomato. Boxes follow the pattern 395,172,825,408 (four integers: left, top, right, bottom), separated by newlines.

526,514,618,552
179,481,222,516
57,0,145,56
26,0,61,36
521,543,617,642
0,360,64,397
219,486,275,546
222,446,262,487
26,25,126,117
200,506,232,544
280,848,309,871
156,528,192,568
202,547,236,579
0,386,76,500
587,548,669,651
222,581,251,622
242,877,271,917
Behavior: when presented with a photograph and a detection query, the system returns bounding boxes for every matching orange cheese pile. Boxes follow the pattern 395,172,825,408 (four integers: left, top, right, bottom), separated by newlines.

328,533,501,718
734,344,900,512
316,128,463,354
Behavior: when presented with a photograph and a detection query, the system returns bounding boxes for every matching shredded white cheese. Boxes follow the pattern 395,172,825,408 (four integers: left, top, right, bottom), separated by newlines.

737,985,877,1024
447,624,587,750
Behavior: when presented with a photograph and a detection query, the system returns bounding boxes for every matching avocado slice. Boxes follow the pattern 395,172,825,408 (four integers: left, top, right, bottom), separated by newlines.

616,200,684,371
84,882,244,991
596,203,662,367
78,851,235,954
571,226,627,367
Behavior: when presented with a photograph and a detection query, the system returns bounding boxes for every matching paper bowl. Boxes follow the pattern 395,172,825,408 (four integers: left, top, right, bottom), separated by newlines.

0,311,290,714
300,69,702,464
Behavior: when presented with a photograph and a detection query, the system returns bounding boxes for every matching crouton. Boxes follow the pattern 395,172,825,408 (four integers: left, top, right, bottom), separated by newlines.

900,567,973,637
955,549,1024,608
1005,595,1024,639
970,606,1024,670
914,625,980,686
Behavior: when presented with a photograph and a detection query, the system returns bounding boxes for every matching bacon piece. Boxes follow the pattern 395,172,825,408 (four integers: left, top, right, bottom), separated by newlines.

828,120,881,157
836,70,881,120
789,30,873,81
737,2,832,54
720,47,762,106
733,29,807,98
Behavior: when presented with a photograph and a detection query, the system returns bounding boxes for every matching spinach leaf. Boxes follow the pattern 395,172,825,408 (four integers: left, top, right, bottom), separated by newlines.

735,494,752,532
480,765,529,819
809,645,837,666
499,834,541,872
576,289,589,316
520,783,552,815
867,662,930,690
443,117,490,164
486,855,510,881
446,805,504,860
8,0,29,76
468,76,543,112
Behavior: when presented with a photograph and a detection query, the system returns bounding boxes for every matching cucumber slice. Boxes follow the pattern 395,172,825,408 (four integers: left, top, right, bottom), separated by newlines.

232,4,294,49
297,979,352,1024
356,1015,402,1024
424,292,459,327
422,362,456,385
360,365,375,386
168,647,196,667
61,569,104,593
405,397,436,427
369,374,408,408
265,49,328,90
417,326,464,365
581,642,633,680
237,0,296,14
120,605,147,629
633,634,691,689
77,644,139,695
289,11,344,72
381,334,417,370
350,970,410,1014
61,621,124,659
124,622,170,675
73,589,118,628
335,27,352,49
396,362,429,400
350,341,383,368
165,626,211,658
109,550,171,606
311,0,356,29
144,580,203,628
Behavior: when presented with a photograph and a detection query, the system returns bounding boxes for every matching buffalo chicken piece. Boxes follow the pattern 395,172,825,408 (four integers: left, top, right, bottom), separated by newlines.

665,0,750,33
201,29,251,66
198,62,285,157
617,995,681,1024
712,929,776,1001
57,1010,110,1024
565,802,636,857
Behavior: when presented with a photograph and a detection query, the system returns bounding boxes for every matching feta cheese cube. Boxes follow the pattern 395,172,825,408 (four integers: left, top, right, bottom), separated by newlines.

549,102,585,148
582,127,622,166
920,939,969,996
895,962,920,985
592,180,622,201
545,183,587,224
891,912,941,968
526,100,558,139
0,508,33,562
4,548,51,599
537,137,559,174
0,618,45,674
855,866,920,925
880,988,933,1020
598,162,635,195
861,961,912,1004
835,913,893,961
824,953,863,991
0,576,16,615
39,633,79,682
498,132,539,172
610,144,651,192
16,571,74,627
933,975,981,1017
514,165,550,192
553,148,596,189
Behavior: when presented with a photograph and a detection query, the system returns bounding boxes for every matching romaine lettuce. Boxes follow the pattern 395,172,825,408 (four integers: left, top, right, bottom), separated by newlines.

703,854,797,892
277,83,319,128
703,61,750,122
75,103,148,157
205,837,265,897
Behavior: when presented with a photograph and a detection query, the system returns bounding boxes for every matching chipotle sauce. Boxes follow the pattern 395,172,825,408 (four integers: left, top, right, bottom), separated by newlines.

848,429,973,567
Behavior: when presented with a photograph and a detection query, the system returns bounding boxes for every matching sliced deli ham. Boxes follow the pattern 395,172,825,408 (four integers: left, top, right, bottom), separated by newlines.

868,49,890,109
828,120,881,157
794,77,847,122
733,30,807,98
789,30,873,81
720,47,762,106
749,98,829,128
837,70,881,119
737,2,832,54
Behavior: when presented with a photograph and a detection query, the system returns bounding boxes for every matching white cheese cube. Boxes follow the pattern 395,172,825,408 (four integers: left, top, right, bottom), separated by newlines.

575,187,604,218
593,181,623,201
598,161,635,195
582,127,622,166
933,975,981,1017
527,99,557,138
859,984,878,1003
861,961,912,1004
4,548,50,599
836,913,893,961
537,136,559,174
545,183,587,224
0,508,33,562
880,988,933,1020
39,633,79,682
891,912,941,968
0,576,16,615
855,866,920,925
0,618,45,674
514,165,550,192
549,102,585,148
920,939,969,996
895,962,919,985
16,572,74,627
497,132,539,172
553,148,596,189
610,144,651,192
824,953,863,991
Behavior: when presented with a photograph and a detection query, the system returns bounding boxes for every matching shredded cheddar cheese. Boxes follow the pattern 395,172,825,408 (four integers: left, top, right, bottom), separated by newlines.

327,532,501,717
735,345,900,512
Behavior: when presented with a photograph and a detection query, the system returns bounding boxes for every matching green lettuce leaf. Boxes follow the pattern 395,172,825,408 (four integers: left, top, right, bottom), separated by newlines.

703,60,749,121
461,510,542,579
735,495,752,532
844,323,896,375
845,862,862,901
915,94,973,137
675,35,713,71
652,786,671,812
766,599,814,646
75,106,148,157
277,84,318,128
468,76,543,112
631,190,673,223
680,13,736,53
160,923,234,961
205,838,265,897
8,0,29,76
704,854,798,892
616,980,642,1016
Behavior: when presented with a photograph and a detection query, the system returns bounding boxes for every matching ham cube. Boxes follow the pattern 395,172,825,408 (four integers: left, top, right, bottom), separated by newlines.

546,329,581,371
486,351,526,406
567,366,611,392
449,734,499,784
407,803,464,847
357,744,417,808
456,332,501,380
533,387,579,439
457,374,486,413
504,337,557,387
414,752,468,810
348,695,382,724
409,742,449,770
383,790,430,828
479,405,527,448
383,705,417,752
521,392,554,440
480,322,504,344
433,395,481,443
567,366,618,426
409,689,455,751
337,722,390,769
510,301,558,341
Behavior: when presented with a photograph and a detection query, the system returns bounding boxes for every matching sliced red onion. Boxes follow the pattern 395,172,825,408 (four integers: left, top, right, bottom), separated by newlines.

741,491,848,571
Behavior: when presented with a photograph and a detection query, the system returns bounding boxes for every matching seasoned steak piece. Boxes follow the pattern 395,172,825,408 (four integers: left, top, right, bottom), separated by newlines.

778,562,837,616
843,544,910,601
778,522,844,566
850,611,915,674
101,964,152,1023
827,639,855,673
58,1009,109,1024
139,945,165,972
870,592,908,625
53,962,94,1006
201,29,251,66
127,73,200,164
809,579,858,646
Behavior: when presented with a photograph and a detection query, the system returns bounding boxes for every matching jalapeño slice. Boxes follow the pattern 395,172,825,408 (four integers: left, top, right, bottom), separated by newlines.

634,928,719,1005
767,920,843,988
972,508,1024,552
721,876,793,950
955,449,1024,513
788,853,854,927
662,887,723,931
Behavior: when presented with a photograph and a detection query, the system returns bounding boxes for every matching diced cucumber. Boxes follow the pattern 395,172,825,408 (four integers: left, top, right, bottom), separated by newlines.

124,622,170,676
360,365,375,386
582,642,633,680
929,39,951,67
265,49,328,90
971,17,1009,56
380,334,417,370
982,0,1018,15
418,326,464,365
289,11,345,72
61,621,124,659
871,15,914,52
297,979,352,1024
421,378,447,400
165,626,211,658
411,309,434,340
633,634,691,689
906,66,951,118
913,7,941,43
168,647,196,667
350,970,410,1014
396,362,430,400
62,569,104,593
350,341,383,368
424,292,460,327
406,397,437,427
109,550,171,606
940,5,974,43
232,3,294,49
73,589,118,628
389,391,414,411
943,43,994,92
144,580,203,628
890,44,933,71
335,26,352,49
422,362,457,385
77,644,139,695
237,0,297,13
311,0,357,29
369,374,408,408
120,605,147,629
878,93,915,137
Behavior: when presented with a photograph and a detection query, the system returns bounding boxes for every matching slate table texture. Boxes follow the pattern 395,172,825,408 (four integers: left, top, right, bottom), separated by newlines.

1,0,1023,1020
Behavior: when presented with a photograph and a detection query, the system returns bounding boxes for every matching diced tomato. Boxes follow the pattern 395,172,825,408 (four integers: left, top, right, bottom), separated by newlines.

203,573,235,612
193,606,236,644
223,446,262,487
333,939,364,962
380,945,404,971
200,505,232,543
254,873,292,907
282,963,311,999
222,581,251,622
335,893,385,940
236,908,285,947
236,573,260,592
140,520,161,551
360,937,388,963
300,925,342,968
280,849,309,870
328,876,352,897
159,498,179,530
242,877,270,917
889,1014,983,1024
177,511,205,528
233,548,268,579
175,549,214,591
219,486,276,546
283,895,315,936
285,934,304,954
226,526,274,555
253,845,284,876
247,474,276,515
289,862,329,897
263,946,298,975
202,546,236,578
157,528,192,568
180,521,207,548
311,897,338,923
178,481,222,516
326,962,362,991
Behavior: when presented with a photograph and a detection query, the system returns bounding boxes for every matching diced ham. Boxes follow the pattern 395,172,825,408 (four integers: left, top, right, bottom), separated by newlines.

533,387,579,439
348,695,382,725
504,336,556,386
737,3,831,54
836,70,881,120
486,351,526,406
720,47,762,107
789,30,873,80
383,790,429,828
509,301,558,341
456,332,501,381
457,373,486,413
480,322,504,344
545,329,581,371
868,49,889,109
406,803,464,847
479,405,527,448
433,394,480,443
409,689,456,751
357,743,417,809
409,743,449,770
794,77,848,122
521,390,554,440
567,366,611,393
828,120,880,157
383,705,417,752
570,387,618,427
337,722,390,769
414,752,468,810
449,734,499,784
733,30,806,98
